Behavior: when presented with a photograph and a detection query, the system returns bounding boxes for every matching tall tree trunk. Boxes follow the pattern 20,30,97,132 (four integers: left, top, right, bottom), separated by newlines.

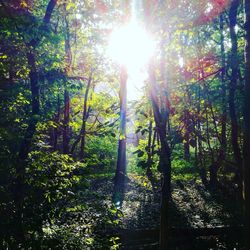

14,48,40,244
63,89,70,154
13,1,57,243
79,74,92,160
70,74,93,156
183,109,190,161
229,0,243,182
197,116,207,185
205,105,214,161
18,49,40,160
62,5,71,154
206,102,219,186
49,93,60,150
184,137,190,161
149,62,171,250
194,119,198,169
146,119,157,192
158,125,171,250
197,85,207,186
243,0,250,246
53,94,60,150
220,14,227,160
113,66,127,206
146,120,153,170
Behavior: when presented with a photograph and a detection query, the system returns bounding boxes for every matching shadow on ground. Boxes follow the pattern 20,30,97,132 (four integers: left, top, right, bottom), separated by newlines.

116,175,245,249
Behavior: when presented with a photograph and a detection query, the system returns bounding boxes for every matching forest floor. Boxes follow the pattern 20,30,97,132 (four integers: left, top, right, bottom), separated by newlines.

47,172,245,249
86,173,243,228
81,172,244,249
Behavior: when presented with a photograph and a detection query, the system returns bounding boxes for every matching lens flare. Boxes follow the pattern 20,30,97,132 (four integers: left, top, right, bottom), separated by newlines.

107,21,156,71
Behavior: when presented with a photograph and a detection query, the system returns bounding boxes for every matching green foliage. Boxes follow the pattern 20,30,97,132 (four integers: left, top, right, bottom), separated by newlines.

26,151,81,203
171,158,195,175
40,179,122,250
0,0,248,249
85,135,117,170
0,148,85,248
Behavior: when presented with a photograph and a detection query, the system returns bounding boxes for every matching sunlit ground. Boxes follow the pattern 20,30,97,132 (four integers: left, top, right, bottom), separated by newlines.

107,20,156,100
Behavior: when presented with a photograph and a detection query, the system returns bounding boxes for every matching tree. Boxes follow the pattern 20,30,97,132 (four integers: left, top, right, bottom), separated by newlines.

149,60,172,250
113,65,127,206
12,0,58,243
228,0,243,186
62,3,72,154
243,0,250,245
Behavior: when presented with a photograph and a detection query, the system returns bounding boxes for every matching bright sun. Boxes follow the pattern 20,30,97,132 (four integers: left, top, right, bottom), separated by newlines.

108,21,155,71
107,21,156,100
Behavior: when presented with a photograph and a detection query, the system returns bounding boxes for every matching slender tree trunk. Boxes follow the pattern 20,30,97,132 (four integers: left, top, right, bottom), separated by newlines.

146,119,153,170
12,1,57,245
113,66,127,206
27,50,40,116
229,0,243,183
243,0,250,246
198,115,207,186
14,48,40,244
79,74,92,160
53,94,60,150
194,120,198,168
79,111,87,159
205,105,214,162
207,104,220,186
63,89,70,154
158,125,171,250
220,14,227,160
146,120,153,168
146,119,157,192
70,75,92,156
197,85,207,186
151,129,157,156
149,62,171,250
207,101,219,187
62,5,71,154
49,93,60,149
184,137,190,161
183,110,190,161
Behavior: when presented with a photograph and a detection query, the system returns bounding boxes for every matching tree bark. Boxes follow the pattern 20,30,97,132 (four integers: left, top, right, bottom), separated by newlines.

243,0,250,246
148,62,171,250
146,120,153,170
229,0,243,182
14,48,40,244
146,119,157,192
197,85,207,186
220,14,227,160
62,5,71,154
53,94,60,150
183,110,190,161
14,1,57,243
63,89,70,154
79,74,92,160
113,66,127,206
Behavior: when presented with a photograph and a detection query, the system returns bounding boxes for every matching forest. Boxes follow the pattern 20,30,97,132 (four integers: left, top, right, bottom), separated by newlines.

0,0,250,249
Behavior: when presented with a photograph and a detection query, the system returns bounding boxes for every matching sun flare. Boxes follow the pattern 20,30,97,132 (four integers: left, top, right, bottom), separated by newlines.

107,21,156,71
107,21,156,100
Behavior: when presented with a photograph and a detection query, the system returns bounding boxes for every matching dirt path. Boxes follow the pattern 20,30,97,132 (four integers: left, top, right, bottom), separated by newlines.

68,173,244,249
119,174,242,230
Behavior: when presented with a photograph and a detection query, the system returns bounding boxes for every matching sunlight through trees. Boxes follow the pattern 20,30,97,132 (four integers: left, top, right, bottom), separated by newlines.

0,0,249,249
